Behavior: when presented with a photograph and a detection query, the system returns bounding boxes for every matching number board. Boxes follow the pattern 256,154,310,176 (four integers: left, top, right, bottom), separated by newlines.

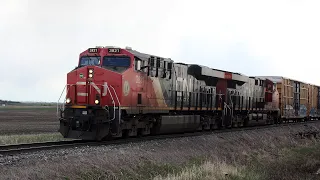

224,72,232,79
88,48,98,53
108,48,121,53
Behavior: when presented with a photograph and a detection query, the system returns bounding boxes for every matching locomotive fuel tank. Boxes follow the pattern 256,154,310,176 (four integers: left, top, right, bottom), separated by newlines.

156,115,201,134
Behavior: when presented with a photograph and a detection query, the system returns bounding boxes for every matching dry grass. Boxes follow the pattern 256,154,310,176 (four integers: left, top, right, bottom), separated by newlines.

1,123,320,180
153,161,244,180
0,133,67,145
152,144,320,180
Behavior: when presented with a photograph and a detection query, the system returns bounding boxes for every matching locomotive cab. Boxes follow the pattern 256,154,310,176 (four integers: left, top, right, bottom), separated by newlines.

59,46,135,140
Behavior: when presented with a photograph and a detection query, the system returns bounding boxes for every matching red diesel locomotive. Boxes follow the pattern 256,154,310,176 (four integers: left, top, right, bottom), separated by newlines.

58,46,280,140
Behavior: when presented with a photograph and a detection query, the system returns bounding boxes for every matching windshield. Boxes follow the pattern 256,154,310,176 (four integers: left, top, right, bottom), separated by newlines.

102,56,131,73
79,56,101,67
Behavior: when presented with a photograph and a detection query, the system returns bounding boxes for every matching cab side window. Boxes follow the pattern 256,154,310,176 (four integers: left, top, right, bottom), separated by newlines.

134,57,142,71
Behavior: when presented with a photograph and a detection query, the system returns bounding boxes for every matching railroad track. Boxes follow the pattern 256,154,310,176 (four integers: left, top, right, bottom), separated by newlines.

0,140,94,155
0,120,319,156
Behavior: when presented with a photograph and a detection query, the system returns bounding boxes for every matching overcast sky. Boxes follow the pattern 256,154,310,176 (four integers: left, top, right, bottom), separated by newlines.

1,0,320,102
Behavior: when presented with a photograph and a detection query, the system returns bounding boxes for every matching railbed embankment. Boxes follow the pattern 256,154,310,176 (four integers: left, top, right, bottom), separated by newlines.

0,121,320,179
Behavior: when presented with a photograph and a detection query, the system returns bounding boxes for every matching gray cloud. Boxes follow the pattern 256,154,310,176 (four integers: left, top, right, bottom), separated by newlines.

1,0,320,102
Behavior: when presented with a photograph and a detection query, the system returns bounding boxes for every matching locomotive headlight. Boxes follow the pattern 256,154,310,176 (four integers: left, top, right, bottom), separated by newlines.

88,69,94,78
66,98,71,103
94,99,99,104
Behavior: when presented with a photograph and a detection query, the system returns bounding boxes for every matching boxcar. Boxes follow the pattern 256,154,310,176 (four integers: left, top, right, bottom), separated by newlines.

308,83,320,119
257,76,309,120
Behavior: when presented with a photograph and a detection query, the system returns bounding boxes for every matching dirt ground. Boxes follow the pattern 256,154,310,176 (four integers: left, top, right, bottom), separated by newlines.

0,107,59,135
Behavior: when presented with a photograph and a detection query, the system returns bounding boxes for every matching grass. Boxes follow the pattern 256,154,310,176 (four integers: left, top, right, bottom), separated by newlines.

153,161,246,180
253,144,320,179
0,132,68,145
65,127,320,180
63,143,320,180
66,157,208,180
152,144,320,180
116,157,207,180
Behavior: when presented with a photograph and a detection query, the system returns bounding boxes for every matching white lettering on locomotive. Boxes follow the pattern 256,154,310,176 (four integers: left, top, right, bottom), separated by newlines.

176,77,189,92
88,48,98,53
108,48,120,53
136,75,143,84
176,77,190,102
91,82,101,94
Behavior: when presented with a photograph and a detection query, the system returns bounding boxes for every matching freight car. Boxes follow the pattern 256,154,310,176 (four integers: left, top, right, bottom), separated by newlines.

308,83,320,119
57,46,316,141
257,76,320,122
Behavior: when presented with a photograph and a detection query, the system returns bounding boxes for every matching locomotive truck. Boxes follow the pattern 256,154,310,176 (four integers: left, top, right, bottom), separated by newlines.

58,46,320,140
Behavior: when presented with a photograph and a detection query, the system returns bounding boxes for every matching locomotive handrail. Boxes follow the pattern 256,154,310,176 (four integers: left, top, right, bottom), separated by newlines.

225,93,234,117
223,102,231,116
109,85,121,124
229,96,234,118
223,102,231,127
104,84,116,121
57,84,69,118
56,82,120,122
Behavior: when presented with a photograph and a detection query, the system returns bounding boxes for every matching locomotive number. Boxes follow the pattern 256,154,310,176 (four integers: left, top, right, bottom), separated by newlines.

108,48,121,53
176,96,189,102
88,48,98,53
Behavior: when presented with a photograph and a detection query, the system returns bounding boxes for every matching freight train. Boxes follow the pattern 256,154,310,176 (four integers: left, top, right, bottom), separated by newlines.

57,46,320,140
